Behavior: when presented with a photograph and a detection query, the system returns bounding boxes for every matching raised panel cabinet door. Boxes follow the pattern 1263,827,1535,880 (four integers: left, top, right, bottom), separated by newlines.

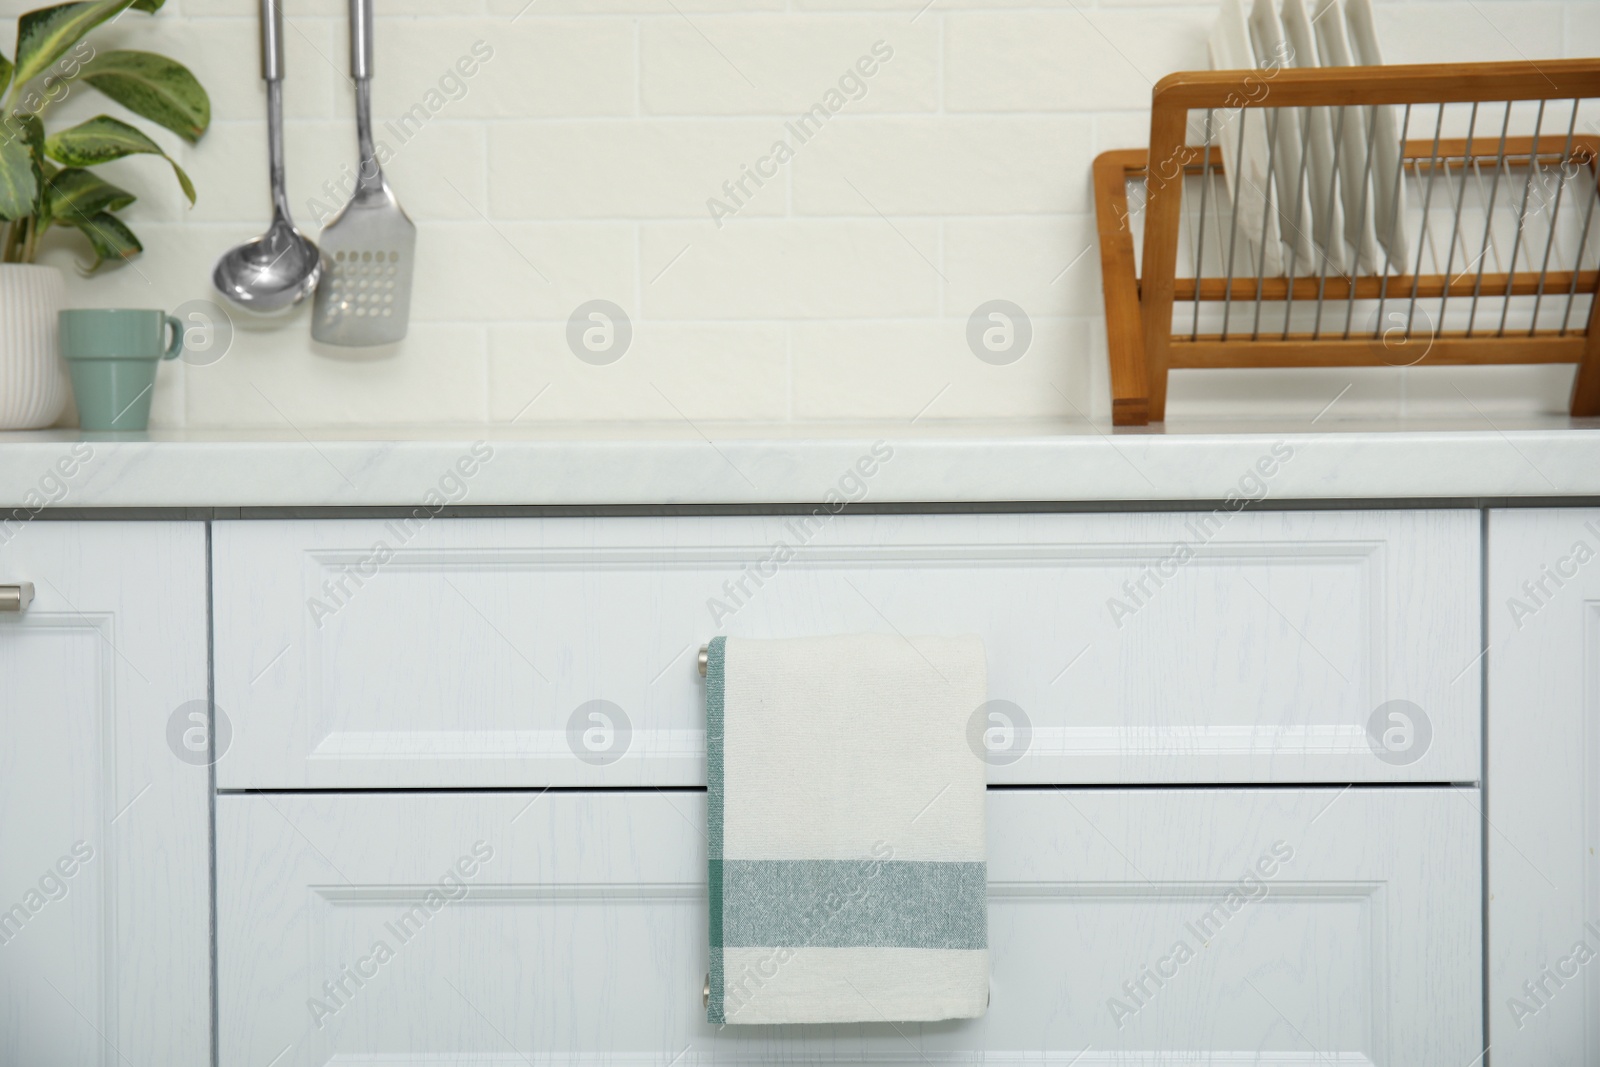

213,510,1479,789
218,788,1481,1066
1488,508,1600,1064
0,520,211,1067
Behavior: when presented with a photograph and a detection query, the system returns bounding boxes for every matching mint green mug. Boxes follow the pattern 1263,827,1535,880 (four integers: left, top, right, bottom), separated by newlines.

60,309,183,431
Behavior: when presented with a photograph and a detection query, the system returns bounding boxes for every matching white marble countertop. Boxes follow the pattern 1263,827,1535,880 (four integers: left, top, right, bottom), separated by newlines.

2,416,1598,509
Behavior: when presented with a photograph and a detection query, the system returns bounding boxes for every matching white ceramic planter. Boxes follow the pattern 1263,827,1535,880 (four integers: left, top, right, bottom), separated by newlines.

0,263,67,430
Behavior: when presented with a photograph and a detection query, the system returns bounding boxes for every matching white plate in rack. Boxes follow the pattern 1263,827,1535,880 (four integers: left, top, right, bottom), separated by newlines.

1346,0,1411,272
1248,0,1318,275
1311,0,1385,274
1279,0,1346,274
1209,0,1286,278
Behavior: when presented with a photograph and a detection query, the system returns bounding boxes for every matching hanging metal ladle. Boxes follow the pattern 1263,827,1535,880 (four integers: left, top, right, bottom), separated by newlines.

213,0,320,312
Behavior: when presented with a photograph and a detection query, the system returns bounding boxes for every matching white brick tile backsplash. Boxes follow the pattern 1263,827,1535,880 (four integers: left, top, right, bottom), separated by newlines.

640,17,936,115
490,121,790,219
488,322,789,421
944,10,1210,114
791,0,1213,9
354,123,491,223
641,220,943,319
158,118,490,227
13,0,1592,428
790,317,1093,419
1082,0,1241,6
1371,3,1564,63
409,223,636,324
1377,365,1577,418
1573,6,1600,58
179,0,486,15
792,0,1078,11
181,122,340,226
1163,364,1577,421
943,215,1103,320
183,323,489,429
370,19,636,120
1085,318,1112,422
790,117,1093,215
1094,111,1157,157
488,0,783,13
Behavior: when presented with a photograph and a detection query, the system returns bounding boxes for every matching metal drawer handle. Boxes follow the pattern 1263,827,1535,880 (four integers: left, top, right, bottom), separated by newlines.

0,583,33,612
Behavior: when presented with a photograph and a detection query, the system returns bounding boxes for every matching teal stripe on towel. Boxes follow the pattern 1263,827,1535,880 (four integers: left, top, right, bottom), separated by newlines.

705,636,727,1024
722,859,988,951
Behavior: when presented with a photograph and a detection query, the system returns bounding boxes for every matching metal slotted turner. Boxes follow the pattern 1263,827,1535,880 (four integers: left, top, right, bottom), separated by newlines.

312,0,416,346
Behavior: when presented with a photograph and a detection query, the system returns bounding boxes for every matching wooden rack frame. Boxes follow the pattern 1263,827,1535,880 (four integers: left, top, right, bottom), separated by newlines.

1093,59,1600,425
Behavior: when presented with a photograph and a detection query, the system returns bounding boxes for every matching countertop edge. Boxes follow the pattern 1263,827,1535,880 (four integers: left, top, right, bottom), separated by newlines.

2,428,1599,508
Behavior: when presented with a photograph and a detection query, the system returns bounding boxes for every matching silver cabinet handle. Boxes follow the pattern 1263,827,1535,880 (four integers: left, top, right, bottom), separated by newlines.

0,583,34,612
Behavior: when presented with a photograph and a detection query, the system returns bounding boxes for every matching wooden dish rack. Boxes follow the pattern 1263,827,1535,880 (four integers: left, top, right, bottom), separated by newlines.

1093,58,1600,425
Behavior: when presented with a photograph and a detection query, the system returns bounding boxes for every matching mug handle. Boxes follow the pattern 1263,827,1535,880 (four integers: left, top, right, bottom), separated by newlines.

163,314,184,360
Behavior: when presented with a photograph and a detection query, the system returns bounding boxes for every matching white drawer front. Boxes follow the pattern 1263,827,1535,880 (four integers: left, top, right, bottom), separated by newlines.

213,511,1479,787
218,788,1481,1066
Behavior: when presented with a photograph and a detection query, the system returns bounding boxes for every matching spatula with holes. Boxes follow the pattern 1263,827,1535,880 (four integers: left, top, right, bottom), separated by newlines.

312,0,416,346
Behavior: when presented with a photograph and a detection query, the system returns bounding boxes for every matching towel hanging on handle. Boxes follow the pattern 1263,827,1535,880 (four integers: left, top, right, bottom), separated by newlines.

703,633,990,1024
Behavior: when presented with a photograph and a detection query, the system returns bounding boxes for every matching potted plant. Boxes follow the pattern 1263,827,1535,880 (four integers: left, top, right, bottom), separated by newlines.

0,0,208,430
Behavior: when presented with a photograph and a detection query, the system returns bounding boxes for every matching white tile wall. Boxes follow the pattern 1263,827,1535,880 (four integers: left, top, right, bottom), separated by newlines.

17,0,1599,429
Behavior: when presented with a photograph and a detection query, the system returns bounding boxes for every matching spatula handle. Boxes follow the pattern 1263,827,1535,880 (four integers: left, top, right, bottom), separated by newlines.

350,0,374,81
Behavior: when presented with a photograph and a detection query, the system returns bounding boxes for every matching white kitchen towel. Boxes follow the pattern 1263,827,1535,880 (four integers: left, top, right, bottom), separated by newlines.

705,633,989,1025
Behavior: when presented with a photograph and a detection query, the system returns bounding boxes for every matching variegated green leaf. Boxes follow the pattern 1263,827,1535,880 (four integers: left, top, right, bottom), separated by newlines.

44,114,193,203
79,50,208,143
14,1,137,88
16,112,42,155
47,167,133,225
18,113,45,216
62,208,139,271
0,133,38,220
0,54,14,101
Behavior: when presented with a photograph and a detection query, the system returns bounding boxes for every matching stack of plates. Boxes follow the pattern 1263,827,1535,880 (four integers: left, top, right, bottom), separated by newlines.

1208,0,1408,278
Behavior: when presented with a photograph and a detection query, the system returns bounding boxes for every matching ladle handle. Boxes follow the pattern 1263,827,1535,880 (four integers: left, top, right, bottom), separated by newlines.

260,0,290,218
260,0,284,83
350,0,374,81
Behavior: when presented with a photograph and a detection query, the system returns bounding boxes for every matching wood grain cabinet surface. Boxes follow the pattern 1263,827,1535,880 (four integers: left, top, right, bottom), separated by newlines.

1488,507,1600,1066
218,788,1481,1067
213,510,1480,789
0,521,210,1067
0,506,1522,1065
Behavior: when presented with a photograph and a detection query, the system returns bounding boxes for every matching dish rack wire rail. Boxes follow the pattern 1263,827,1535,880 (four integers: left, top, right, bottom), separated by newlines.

1094,58,1600,425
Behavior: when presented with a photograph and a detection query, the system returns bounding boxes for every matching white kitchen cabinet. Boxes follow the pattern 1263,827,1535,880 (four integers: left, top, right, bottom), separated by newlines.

0,521,210,1067
217,787,1481,1067
1487,507,1600,1065
213,510,1480,789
